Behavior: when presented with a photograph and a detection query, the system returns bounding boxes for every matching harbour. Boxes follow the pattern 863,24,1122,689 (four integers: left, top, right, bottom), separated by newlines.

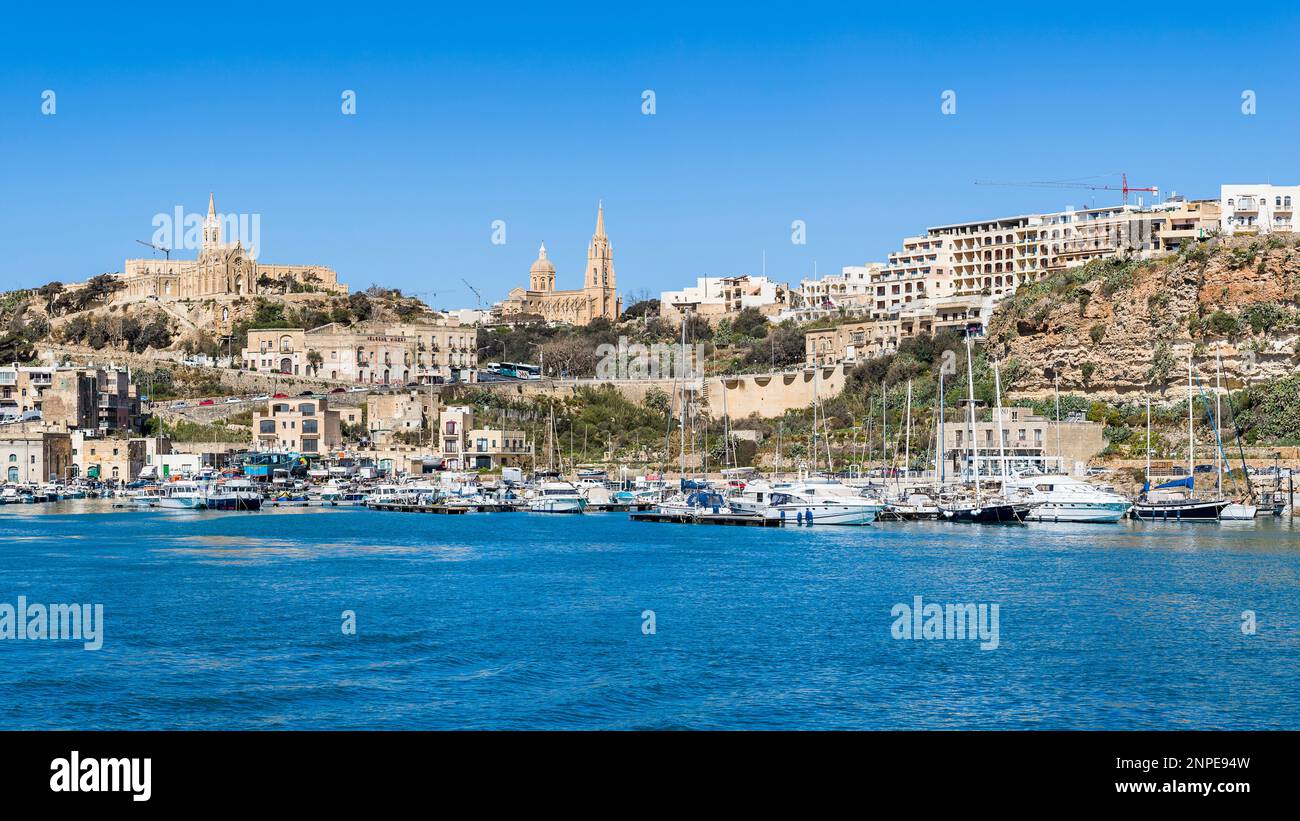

3,498,1298,730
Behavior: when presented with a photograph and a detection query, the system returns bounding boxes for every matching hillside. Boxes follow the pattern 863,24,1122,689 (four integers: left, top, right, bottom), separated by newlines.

0,277,441,362
989,235,1300,399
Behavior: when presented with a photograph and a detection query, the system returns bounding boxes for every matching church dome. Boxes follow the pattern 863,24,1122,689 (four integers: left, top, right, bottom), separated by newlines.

530,242,556,276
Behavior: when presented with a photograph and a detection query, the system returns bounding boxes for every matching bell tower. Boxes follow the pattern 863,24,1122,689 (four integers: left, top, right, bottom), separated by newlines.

584,201,615,291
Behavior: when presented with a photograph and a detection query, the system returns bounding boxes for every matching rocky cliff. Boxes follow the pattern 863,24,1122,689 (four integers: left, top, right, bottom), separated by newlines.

988,235,1300,400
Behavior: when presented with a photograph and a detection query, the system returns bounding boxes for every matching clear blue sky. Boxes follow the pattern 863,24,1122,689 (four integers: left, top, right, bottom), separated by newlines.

3,2,1297,309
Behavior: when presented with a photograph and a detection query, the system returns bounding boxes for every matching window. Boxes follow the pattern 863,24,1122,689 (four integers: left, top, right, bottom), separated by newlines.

302,419,318,434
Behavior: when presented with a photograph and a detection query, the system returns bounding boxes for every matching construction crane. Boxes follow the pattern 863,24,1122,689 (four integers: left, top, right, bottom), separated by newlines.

135,239,172,260
461,278,483,311
974,173,1158,205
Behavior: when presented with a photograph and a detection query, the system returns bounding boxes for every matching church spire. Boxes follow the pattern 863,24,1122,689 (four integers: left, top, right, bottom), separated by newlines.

594,200,605,238
202,191,221,255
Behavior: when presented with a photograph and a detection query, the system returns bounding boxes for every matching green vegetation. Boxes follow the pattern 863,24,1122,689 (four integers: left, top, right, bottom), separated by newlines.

59,309,173,352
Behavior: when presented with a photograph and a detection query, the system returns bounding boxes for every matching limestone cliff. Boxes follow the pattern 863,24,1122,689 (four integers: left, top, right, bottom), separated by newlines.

987,235,1300,400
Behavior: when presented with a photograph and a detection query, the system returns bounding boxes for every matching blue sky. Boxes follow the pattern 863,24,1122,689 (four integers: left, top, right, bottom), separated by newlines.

3,2,1298,309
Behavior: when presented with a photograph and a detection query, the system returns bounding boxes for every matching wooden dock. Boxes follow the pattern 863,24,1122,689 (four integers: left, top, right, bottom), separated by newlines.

365,503,469,514
629,510,783,527
588,502,656,512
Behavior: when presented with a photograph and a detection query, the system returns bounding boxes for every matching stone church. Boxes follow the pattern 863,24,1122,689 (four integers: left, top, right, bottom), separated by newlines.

498,202,622,325
120,193,345,301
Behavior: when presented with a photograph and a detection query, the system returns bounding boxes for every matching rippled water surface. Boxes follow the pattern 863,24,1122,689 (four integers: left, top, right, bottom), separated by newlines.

2,501,1298,729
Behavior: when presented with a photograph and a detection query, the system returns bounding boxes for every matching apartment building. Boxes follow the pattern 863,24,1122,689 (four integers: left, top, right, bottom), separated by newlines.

660,275,791,325
436,405,531,470
253,396,342,454
0,365,139,432
1221,184,1298,235
243,320,478,385
805,196,1221,367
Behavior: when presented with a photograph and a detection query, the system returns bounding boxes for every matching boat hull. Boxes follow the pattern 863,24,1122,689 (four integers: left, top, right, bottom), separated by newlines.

1129,500,1228,521
206,496,263,511
1023,501,1131,523
528,498,586,513
940,503,1026,523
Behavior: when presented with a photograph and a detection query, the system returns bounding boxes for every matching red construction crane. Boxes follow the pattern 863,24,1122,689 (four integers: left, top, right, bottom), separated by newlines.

974,173,1159,205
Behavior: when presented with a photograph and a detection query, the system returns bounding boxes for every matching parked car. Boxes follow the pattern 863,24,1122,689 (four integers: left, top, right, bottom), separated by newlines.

199,399,216,406
330,387,346,394
273,393,288,399
347,386,368,393
251,394,270,401
225,396,242,403
172,402,188,409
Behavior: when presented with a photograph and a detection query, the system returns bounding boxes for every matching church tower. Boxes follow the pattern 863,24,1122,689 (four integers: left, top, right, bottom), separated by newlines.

583,201,615,290
201,192,221,257
529,242,556,291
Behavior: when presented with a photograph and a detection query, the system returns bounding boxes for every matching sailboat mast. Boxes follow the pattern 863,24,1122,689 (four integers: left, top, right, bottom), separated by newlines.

1215,346,1223,497
904,379,912,482
994,359,1007,483
1187,354,1194,484
1053,372,1062,472
679,313,687,480
938,369,946,486
964,336,980,502
1145,393,1151,491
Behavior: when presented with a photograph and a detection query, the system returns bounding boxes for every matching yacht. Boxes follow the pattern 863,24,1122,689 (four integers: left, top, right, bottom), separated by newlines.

1001,475,1131,523
158,481,208,510
883,491,942,521
527,481,587,513
130,487,165,508
1218,501,1259,520
729,478,880,525
205,479,263,511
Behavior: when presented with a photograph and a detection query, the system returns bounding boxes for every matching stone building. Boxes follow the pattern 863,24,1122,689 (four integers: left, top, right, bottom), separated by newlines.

253,396,342,455
1,432,72,483
242,320,477,384
119,193,345,301
497,203,621,325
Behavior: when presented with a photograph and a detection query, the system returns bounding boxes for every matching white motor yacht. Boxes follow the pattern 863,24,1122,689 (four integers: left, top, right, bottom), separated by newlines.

1001,475,1132,523
527,481,587,513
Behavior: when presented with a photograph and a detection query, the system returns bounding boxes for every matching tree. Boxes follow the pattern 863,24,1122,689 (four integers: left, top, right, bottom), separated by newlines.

307,349,323,375
37,281,64,313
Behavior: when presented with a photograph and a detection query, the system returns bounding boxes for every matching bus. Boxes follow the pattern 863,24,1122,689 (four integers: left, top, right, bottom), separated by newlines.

497,362,542,380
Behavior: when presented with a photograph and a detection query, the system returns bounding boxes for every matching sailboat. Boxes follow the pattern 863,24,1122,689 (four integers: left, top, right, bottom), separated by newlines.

1210,347,1258,520
937,338,1027,523
1130,356,1229,521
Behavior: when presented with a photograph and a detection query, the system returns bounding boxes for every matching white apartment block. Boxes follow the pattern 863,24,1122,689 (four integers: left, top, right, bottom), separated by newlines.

659,275,790,324
805,196,1219,366
1221,184,1298,235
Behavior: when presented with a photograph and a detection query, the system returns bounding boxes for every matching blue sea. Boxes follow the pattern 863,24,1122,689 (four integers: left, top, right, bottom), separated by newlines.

2,502,1298,730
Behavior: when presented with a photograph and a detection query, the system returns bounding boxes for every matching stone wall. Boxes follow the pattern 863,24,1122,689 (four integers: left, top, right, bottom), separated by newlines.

468,365,845,419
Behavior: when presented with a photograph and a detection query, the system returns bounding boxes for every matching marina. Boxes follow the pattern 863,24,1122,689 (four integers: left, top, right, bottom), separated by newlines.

3,498,1298,730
